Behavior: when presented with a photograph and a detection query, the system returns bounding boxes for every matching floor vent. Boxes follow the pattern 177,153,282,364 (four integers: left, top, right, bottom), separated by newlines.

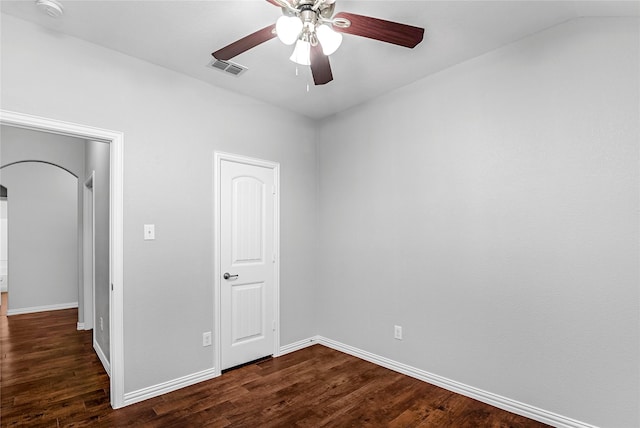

208,59,248,77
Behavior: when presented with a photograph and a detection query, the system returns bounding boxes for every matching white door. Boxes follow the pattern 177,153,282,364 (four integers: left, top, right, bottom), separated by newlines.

219,155,278,370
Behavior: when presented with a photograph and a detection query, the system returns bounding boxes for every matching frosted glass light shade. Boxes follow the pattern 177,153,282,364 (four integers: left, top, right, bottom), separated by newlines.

316,24,342,56
289,39,311,65
276,16,303,45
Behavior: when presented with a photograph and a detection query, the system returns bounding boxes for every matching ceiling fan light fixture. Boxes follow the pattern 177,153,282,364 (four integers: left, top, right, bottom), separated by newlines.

276,15,303,45
316,24,342,56
289,39,311,66
211,0,425,86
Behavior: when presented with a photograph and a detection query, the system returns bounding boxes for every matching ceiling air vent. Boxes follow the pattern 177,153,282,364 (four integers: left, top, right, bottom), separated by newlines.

207,59,248,77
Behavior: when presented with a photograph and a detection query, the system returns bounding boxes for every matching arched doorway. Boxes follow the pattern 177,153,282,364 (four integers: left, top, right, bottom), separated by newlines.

0,161,78,314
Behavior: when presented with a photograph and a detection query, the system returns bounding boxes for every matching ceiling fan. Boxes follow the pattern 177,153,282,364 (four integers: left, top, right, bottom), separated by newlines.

211,0,425,85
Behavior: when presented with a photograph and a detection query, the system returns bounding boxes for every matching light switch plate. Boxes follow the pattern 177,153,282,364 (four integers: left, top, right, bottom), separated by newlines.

394,325,403,340
202,331,212,347
144,224,155,240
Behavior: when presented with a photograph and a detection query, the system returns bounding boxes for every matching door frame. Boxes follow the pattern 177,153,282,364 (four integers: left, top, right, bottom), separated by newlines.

83,171,95,331
213,151,280,376
0,109,125,409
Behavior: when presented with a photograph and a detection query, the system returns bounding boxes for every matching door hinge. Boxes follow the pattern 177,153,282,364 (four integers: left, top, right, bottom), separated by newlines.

272,185,276,195
272,320,276,331
111,283,114,291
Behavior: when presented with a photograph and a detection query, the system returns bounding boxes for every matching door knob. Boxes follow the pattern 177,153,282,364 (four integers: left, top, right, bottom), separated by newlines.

223,272,238,280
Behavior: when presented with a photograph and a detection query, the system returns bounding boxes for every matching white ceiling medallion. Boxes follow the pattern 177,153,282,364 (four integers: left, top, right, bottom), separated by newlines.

35,0,64,18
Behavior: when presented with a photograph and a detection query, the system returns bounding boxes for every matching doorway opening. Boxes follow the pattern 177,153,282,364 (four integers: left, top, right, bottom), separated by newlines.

0,110,124,408
0,160,79,318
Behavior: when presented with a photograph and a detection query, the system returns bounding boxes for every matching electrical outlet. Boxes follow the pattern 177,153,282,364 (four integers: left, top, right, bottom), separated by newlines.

100,317,104,331
394,325,403,340
202,331,212,347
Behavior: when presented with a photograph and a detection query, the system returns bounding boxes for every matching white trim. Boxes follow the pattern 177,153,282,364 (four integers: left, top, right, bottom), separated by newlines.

77,322,85,330
7,301,78,316
273,161,281,358
315,336,597,428
109,117,125,409
213,153,221,377
94,339,111,376
279,337,317,356
213,152,281,375
123,368,217,407
82,172,95,331
0,109,125,409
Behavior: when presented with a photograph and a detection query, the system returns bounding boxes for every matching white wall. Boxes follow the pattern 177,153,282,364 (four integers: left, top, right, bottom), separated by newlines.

1,13,318,393
0,126,86,314
85,140,110,360
0,126,86,172
317,17,639,428
0,162,78,311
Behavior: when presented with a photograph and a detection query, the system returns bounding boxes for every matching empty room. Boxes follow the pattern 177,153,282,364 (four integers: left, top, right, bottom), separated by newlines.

0,1,638,427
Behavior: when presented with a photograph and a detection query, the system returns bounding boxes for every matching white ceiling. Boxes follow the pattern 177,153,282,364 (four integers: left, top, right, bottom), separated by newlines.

1,0,638,119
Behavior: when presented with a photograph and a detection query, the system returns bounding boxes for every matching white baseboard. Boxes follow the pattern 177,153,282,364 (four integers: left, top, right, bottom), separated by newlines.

315,336,597,428
116,335,595,428
121,337,318,408
94,339,111,377
123,368,218,407
7,301,78,316
77,322,85,330
279,336,317,356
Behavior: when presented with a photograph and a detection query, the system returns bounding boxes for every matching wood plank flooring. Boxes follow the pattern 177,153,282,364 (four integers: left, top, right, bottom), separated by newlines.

1,307,550,427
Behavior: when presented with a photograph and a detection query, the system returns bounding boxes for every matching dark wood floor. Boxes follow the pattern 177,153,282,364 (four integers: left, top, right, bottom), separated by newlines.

1,306,550,427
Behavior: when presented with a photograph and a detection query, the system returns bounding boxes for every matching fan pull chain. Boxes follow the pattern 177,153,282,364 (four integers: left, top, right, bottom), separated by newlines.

295,66,299,76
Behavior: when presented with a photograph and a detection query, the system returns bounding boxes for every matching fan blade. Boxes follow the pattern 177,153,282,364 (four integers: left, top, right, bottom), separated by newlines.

333,12,424,48
212,24,277,61
310,43,333,85
265,0,281,6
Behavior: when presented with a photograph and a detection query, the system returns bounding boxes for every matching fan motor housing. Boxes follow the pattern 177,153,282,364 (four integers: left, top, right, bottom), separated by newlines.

288,0,335,19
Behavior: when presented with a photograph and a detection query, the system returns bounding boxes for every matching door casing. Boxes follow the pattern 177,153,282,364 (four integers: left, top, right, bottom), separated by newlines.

83,172,95,331
213,151,280,376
